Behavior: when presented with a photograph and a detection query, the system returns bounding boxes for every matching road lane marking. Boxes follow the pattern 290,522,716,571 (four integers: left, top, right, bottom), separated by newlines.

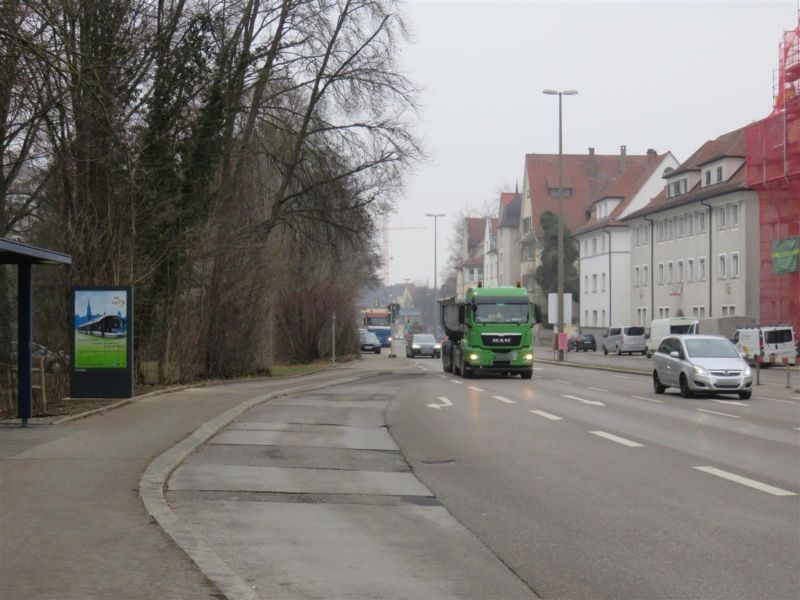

693,466,796,496
532,367,544,371
713,399,748,407
613,375,631,379
449,379,463,385
562,394,605,407
756,396,795,404
696,408,741,419
531,374,543,378
590,431,643,447
467,386,485,392
554,379,571,384
530,410,563,420
632,395,663,403
492,395,516,404
586,370,601,374
427,397,453,410
587,386,609,392
438,375,448,379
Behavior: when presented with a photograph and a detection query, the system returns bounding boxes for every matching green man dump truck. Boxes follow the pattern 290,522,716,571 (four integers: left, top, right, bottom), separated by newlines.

439,283,542,379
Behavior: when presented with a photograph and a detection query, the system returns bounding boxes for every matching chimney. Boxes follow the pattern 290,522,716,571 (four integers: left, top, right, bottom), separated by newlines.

647,148,658,164
619,145,627,173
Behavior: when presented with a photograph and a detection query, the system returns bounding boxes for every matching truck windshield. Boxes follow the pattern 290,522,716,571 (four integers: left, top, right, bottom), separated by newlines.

474,303,528,324
366,316,391,326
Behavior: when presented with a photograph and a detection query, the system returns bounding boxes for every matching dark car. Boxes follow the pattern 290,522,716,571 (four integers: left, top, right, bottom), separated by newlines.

406,333,441,358
569,333,596,352
360,331,381,354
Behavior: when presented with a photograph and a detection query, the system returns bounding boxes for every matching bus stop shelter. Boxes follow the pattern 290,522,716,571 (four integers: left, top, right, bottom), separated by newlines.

0,237,72,425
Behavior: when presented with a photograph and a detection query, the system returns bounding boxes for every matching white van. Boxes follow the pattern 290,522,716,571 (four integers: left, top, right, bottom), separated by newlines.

645,317,699,358
732,326,796,365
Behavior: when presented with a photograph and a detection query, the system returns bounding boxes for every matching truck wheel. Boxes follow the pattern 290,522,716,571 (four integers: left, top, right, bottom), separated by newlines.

453,351,461,376
520,369,533,379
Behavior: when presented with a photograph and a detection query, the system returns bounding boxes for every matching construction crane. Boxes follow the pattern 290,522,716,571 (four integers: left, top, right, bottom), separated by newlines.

382,214,424,285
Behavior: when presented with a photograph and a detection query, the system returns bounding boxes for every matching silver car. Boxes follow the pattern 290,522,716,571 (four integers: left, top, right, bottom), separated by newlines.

652,335,753,399
602,326,647,356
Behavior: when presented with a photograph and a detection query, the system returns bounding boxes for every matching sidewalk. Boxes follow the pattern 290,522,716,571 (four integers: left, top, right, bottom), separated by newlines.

0,364,383,600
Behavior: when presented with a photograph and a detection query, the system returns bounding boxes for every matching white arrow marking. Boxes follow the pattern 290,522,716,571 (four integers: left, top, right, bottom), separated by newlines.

713,399,748,407
587,386,608,392
449,379,463,385
554,379,571,384
563,394,605,407
696,408,740,419
427,396,453,410
468,386,485,392
590,431,643,447
492,395,516,404
530,409,563,420
693,466,796,496
632,395,662,404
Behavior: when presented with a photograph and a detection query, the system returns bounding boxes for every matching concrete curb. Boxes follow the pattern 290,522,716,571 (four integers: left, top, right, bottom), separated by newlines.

139,369,391,600
535,357,649,377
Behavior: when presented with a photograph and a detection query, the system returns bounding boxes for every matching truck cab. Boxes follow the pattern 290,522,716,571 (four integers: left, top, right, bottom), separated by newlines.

439,284,541,379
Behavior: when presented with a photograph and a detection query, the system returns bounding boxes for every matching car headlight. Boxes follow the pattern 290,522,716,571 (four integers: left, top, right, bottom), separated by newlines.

743,365,752,376
412,344,420,349
469,353,480,361
523,353,533,361
434,344,441,349
388,336,392,342
692,364,708,376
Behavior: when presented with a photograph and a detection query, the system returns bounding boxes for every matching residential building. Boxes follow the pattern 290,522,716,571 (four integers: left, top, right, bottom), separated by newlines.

745,17,800,333
518,146,655,307
622,128,759,325
484,191,521,287
456,217,485,297
574,150,680,330
483,216,500,287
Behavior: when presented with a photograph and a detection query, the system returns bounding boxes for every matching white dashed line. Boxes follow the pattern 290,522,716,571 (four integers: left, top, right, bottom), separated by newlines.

493,395,516,404
449,379,463,385
531,374,543,378
632,395,663,403
438,375,448,379
467,386,485,392
696,408,741,419
530,409,563,420
587,386,608,392
532,367,544,371
756,396,795,404
713,399,748,407
554,379,571,384
590,431,643,447
693,466,796,496
562,394,605,407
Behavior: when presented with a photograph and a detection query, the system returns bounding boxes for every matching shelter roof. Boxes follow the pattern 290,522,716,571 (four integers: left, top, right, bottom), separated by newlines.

0,237,72,265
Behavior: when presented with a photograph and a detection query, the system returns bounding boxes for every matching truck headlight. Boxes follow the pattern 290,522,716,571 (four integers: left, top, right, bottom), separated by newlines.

469,353,479,361
523,353,533,361
412,344,420,349
388,336,392,342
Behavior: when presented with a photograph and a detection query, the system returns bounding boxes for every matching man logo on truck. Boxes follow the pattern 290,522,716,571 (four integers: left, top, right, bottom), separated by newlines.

491,337,512,344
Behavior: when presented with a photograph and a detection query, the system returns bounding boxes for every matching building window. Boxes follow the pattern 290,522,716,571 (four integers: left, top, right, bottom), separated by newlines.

677,216,684,237
584,275,588,293
658,263,664,285
657,221,664,241
592,274,597,292
716,166,723,182
601,309,606,326
634,266,640,287
677,260,684,282
667,261,674,284
698,211,706,233
731,252,740,278
592,310,598,326
718,206,726,230
601,236,606,253
687,214,694,235
592,238,597,254
523,216,531,233
643,265,649,287
601,273,606,292
730,204,739,227
643,226,649,244
633,227,639,246
699,257,706,281
705,170,711,185
583,240,588,255
687,259,694,282
718,254,727,279
584,310,589,325
658,306,670,319
672,181,681,196
667,219,674,240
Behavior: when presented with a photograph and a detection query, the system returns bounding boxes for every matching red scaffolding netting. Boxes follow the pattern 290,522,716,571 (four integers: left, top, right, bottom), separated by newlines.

746,16,800,186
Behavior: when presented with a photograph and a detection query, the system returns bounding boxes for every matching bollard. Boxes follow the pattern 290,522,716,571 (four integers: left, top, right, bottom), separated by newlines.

755,355,761,386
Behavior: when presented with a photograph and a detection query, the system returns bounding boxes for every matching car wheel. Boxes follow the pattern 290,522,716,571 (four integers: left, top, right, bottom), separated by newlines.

616,346,622,356
653,371,666,394
646,349,652,358
603,346,608,355
738,391,752,400
642,350,647,356
679,374,693,398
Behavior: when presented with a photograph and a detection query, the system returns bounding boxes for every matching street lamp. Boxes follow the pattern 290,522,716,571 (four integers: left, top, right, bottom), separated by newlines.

542,88,578,362
426,213,445,335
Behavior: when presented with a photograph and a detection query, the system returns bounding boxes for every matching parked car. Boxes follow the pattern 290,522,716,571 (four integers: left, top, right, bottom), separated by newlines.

652,334,753,399
406,333,441,358
602,326,646,355
732,325,796,366
569,333,596,352
359,331,381,354
645,317,699,357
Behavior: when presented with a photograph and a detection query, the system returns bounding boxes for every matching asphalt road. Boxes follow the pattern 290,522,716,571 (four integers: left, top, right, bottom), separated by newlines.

388,354,800,599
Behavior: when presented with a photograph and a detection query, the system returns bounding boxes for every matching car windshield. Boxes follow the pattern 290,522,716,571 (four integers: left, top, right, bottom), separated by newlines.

684,339,740,358
474,303,528,324
581,334,593,340
414,335,435,343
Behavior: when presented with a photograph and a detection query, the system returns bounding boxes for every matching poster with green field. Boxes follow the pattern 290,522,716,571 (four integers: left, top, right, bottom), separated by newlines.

74,290,129,368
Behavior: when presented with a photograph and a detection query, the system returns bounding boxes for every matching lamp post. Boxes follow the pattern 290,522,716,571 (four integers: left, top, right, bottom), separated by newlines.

426,213,445,335
543,88,577,362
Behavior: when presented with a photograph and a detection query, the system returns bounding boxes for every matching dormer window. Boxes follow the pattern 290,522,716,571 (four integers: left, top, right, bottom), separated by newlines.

705,170,711,186
716,166,723,182
671,181,681,196
548,187,572,198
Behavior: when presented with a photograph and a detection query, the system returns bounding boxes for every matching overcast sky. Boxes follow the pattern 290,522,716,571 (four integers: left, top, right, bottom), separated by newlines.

386,0,797,288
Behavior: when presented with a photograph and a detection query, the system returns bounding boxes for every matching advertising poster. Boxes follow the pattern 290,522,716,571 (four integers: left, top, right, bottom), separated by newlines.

73,289,129,369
